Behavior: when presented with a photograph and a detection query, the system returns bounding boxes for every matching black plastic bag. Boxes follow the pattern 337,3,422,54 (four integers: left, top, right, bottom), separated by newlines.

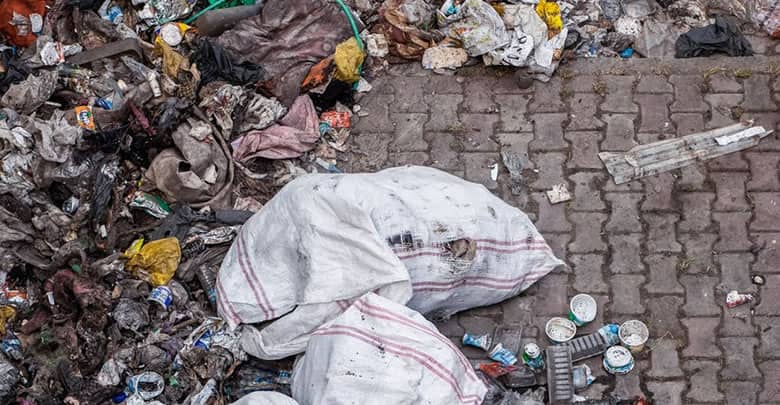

675,16,753,58
192,39,267,85
0,49,30,95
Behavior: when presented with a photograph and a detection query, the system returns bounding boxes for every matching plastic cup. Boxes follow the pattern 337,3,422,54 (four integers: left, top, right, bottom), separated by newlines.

619,320,649,353
545,317,577,343
568,294,597,326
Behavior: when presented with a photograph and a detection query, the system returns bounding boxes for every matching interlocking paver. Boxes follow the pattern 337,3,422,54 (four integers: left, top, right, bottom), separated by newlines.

679,233,719,274
645,254,684,294
647,338,684,377
460,113,499,152
567,93,604,131
756,275,780,316
529,113,568,151
709,74,743,93
718,253,756,293
759,361,780,402
755,317,780,359
531,192,571,232
462,78,498,113
608,233,645,274
641,172,676,211
495,94,532,132
682,317,722,357
605,193,643,232
610,275,645,314
720,337,761,380
750,193,780,231
425,94,462,131
713,172,750,210
390,113,429,151
678,192,716,233
647,295,683,337
529,77,565,113
565,131,603,169
685,360,725,402
671,75,709,112
602,113,637,151
602,76,638,113
752,232,780,274
529,152,566,189
704,93,744,129
671,112,705,137
636,75,673,93
645,213,682,252
635,93,673,133
746,152,780,190
569,212,608,253
646,381,685,405
714,212,753,252
677,164,709,190
681,275,721,317
571,254,608,293
462,152,497,190
723,382,760,405
744,75,777,111
568,172,607,211
428,132,462,171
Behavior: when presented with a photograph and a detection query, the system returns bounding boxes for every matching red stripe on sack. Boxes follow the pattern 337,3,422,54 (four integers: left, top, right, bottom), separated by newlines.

473,238,548,246
235,236,273,319
396,245,551,260
313,325,483,404
352,299,478,384
411,270,548,292
215,276,241,325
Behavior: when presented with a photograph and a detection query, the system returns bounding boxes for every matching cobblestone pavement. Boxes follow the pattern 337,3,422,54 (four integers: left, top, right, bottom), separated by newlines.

342,54,780,404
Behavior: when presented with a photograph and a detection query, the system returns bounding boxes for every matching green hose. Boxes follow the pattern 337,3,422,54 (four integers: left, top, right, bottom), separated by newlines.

334,0,364,51
184,0,228,24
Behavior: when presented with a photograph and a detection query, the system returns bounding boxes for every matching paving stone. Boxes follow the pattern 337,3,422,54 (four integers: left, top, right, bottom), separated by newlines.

679,233,719,274
744,75,777,111
569,172,607,211
460,113,499,152
532,273,569,315
602,113,637,151
671,75,709,112
531,192,572,232
704,93,744,129
543,233,571,261
681,275,721,317
718,253,756,293
684,360,724,402
751,192,780,231
462,152,498,190
568,75,598,93
757,275,780,316
753,232,780,274
390,113,429,151
462,78,498,113
387,152,429,167
350,133,391,172
746,152,780,190
714,212,754,252
458,315,498,336
682,317,722,357
571,254,608,294
636,74,673,93
678,192,715,233
500,294,536,325
671,112,705,137
497,132,534,169
759,361,780,403
645,254,684,294
720,337,761,380
709,74,743,93
601,76,638,113
529,113,568,150
646,295,683,337
569,212,607,253
613,360,647,398
677,165,709,190
641,172,676,211
353,94,395,133
425,94,463,131
427,132,463,171
495,94,532,132
565,131,603,169
755,317,780,359
424,75,463,94
567,93,605,130
723,382,760,405
721,303,755,337
609,275,645,314
636,131,666,144
528,77,565,112
635,93,673,133
645,213,682,252
390,76,428,112
605,193,643,232
530,152,566,189
647,338,684,377
646,381,685,405
712,172,750,210
608,233,645,274
434,316,465,338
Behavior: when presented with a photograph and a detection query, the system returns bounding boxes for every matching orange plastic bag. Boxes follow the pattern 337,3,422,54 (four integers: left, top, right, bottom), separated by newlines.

0,0,46,47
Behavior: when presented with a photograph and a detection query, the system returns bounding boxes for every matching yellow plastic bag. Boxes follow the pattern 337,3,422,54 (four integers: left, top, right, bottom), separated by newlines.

125,238,181,286
333,37,365,83
0,306,15,334
536,0,563,32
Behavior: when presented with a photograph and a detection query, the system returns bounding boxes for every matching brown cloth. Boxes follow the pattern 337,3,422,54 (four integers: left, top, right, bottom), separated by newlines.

371,0,441,60
216,0,355,107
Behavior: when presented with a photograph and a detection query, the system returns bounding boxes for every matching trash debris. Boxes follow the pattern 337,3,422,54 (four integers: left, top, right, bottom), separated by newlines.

726,290,754,308
572,364,594,391
675,15,754,58
464,332,493,351
569,294,597,326
546,345,574,404
422,45,469,70
599,123,773,184
618,320,649,353
547,183,573,204
522,342,545,371
545,317,577,343
563,324,620,362
603,346,635,375
752,275,766,285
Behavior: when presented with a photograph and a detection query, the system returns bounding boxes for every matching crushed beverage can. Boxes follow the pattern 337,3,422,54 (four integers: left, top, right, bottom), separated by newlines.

522,342,545,371
147,286,173,310
726,290,753,308
462,333,492,351
603,345,635,375
489,343,518,366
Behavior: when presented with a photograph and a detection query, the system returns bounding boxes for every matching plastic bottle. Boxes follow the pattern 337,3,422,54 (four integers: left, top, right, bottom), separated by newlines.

562,324,620,362
196,264,218,308
112,371,164,403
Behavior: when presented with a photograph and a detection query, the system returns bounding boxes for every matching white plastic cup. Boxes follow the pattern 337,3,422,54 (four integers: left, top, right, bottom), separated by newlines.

619,320,649,353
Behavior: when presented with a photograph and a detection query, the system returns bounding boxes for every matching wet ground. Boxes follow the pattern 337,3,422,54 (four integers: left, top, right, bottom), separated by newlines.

342,53,780,404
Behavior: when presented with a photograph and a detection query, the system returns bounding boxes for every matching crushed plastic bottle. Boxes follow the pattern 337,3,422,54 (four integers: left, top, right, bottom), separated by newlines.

563,324,620,362
112,371,164,403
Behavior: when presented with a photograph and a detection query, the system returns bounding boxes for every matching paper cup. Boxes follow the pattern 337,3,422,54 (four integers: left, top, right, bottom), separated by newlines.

545,317,577,343
619,320,649,353
568,294,597,326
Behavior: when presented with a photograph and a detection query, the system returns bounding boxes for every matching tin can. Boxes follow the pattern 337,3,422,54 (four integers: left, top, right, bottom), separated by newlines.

619,320,649,353
148,286,173,310
489,343,518,366
463,333,492,351
521,342,545,371
568,294,597,326
603,346,635,375
545,317,577,343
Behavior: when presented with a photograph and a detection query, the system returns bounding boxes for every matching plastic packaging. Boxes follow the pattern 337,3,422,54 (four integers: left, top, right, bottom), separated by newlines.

572,364,594,390
333,37,365,83
125,237,181,286
562,324,620,362
114,371,164,402
536,0,563,31
490,343,518,366
0,307,15,334
196,265,218,307
463,333,492,351
546,345,574,405
479,362,518,378
129,191,172,218
190,379,217,405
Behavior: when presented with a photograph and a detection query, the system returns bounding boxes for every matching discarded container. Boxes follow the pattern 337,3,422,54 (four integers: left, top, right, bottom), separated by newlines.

490,343,518,366
603,346,635,375
113,371,165,403
619,320,648,353
147,286,173,310
500,364,537,388
572,364,594,391
569,294,597,326
478,362,518,378
521,342,545,371
463,333,492,351
726,290,754,308
546,345,574,405
563,324,620,362
196,265,218,308
545,317,577,343
493,325,523,355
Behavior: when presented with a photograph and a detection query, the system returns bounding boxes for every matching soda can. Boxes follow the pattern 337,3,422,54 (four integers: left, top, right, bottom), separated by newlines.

521,342,545,371
568,294,597,326
462,333,492,351
603,346,635,375
147,286,173,310
489,343,518,366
